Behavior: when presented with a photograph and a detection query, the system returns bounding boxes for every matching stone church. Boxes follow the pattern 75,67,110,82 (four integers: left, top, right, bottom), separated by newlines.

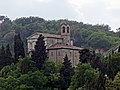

27,22,83,67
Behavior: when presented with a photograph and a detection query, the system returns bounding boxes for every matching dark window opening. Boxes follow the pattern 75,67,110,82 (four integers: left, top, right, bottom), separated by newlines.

67,27,69,33
62,26,65,33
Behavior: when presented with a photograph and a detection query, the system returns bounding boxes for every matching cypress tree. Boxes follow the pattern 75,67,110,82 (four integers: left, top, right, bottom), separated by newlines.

60,54,73,90
31,34,47,70
14,33,25,62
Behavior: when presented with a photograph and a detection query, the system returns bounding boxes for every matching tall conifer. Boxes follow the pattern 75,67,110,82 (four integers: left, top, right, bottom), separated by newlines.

60,54,73,90
31,34,47,69
14,33,25,62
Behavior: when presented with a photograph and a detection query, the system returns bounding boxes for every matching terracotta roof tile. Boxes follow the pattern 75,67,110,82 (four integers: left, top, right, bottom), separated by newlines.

48,43,83,50
39,33,63,39
27,32,63,39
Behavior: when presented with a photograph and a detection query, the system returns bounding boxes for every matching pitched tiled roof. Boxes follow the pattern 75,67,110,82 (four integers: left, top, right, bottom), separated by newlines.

27,32,63,39
48,43,83,50
39,33,63,39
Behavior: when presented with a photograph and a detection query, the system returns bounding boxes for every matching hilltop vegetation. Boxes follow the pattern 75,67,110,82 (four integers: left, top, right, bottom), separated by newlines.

0,16,120,52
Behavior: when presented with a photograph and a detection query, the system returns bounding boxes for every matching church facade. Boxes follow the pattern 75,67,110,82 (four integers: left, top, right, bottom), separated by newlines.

27,22,83,67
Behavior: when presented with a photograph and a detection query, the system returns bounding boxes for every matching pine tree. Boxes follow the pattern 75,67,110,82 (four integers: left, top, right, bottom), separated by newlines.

14,33,25,62
31,34,47,70
60,54,73,90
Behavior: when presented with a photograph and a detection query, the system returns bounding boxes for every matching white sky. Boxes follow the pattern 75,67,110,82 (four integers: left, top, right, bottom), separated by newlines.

0,0,120,31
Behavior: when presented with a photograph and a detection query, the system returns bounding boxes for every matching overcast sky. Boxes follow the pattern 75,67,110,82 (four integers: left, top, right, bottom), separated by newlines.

0,0,120,31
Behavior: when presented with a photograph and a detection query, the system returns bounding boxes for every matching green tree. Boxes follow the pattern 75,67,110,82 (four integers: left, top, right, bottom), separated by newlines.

107,53,120,80
42,61,61,89
4,76,19,90
0,77,6,90
69,63,99,90
18,71,48,90
60,54,73,90
15,84,35,90
31,34,47,70
106,72,120,90
14,33,25,62
0,63,19,78
79,49,93,63
17,57,37,74
0,70,48,90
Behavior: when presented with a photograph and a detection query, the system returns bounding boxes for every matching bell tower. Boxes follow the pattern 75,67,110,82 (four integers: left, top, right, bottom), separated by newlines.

61,21,70,45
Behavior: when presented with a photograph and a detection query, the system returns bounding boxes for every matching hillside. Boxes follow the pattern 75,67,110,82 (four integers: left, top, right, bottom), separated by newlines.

0,16,120,52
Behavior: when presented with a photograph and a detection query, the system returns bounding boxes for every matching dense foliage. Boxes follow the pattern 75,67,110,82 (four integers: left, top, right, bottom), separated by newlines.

106,72,120,90
69,63,100,90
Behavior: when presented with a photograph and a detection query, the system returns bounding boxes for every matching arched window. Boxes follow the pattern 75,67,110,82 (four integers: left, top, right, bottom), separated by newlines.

62,26,65,33
67,27,69,33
